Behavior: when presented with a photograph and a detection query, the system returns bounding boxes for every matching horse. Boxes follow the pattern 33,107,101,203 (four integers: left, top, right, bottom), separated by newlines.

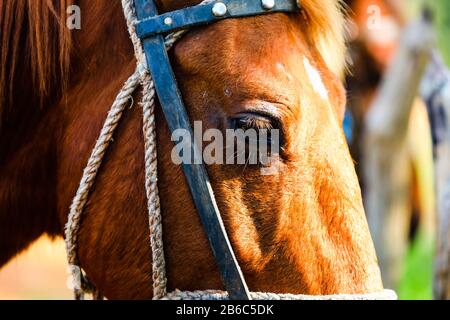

0,0,385,299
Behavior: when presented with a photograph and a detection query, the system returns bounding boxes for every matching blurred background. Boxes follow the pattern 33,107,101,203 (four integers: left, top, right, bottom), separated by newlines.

344,0,450,300
1,0,449,300
0,238,71,299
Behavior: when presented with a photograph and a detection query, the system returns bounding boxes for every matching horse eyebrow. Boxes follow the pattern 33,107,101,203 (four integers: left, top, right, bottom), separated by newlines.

236,101,284,122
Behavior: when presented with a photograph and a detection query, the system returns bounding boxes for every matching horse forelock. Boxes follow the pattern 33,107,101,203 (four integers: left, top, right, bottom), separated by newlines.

0,0,72,128
298,0,347,77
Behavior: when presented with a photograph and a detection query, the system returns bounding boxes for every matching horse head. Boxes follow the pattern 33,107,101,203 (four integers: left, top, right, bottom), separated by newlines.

0,0,384,298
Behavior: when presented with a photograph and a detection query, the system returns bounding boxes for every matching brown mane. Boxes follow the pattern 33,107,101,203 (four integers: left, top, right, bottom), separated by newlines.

0,0,71,127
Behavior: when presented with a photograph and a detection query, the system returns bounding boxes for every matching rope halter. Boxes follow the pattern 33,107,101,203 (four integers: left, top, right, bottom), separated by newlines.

64,0,397,301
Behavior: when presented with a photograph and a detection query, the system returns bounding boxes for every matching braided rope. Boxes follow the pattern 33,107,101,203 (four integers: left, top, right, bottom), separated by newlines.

163,289,398,300
64,0,185,300
64,0,397,301
122,0,167,300
65,70,141,300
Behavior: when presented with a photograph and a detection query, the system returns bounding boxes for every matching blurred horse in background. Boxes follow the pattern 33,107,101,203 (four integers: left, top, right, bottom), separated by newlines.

344,0,436,288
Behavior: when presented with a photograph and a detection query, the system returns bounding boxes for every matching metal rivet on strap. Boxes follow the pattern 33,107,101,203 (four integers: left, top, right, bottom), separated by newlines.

261,0,275,10
212,2,228,17
164,17,173,26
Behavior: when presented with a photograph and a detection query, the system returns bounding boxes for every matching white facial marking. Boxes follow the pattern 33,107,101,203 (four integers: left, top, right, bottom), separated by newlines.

303,57,329,101
276,62,293,81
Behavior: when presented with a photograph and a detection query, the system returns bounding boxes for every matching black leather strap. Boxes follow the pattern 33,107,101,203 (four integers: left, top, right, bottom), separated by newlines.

135,0,299,38
134,0,256,300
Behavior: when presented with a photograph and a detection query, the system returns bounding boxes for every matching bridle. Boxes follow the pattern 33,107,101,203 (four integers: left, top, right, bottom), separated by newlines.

65,0,397,300
134,0,301,301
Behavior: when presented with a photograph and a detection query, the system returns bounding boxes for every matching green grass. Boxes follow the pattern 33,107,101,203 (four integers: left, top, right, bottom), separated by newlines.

397,232,434,300
433,1,450,66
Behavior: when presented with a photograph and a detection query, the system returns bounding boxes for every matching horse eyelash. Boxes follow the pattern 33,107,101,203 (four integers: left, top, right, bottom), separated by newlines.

234,116,274,131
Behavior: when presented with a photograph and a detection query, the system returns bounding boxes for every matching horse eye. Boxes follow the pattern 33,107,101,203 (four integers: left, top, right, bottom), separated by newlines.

231,113,276,131
226,113,285,167
230,113,283,150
